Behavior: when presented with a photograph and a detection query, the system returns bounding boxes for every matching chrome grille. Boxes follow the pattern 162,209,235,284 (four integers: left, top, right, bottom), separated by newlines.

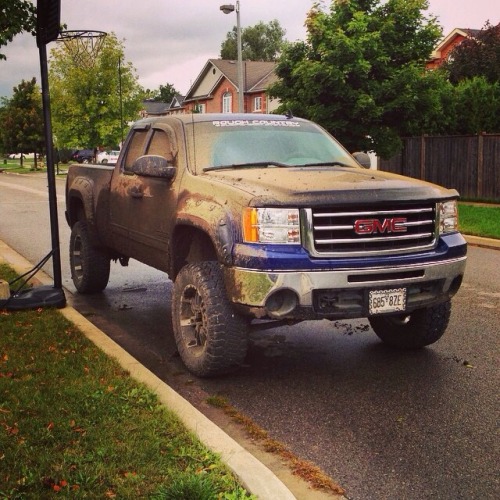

303,204,437,257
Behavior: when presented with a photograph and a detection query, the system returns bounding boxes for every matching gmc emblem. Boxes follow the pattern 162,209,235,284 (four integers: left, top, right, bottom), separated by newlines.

354,217,408,235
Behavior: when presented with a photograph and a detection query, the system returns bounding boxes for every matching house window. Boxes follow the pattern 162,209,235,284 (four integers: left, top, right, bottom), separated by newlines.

222,92,232,113
194,103,206,113
254,96,262,112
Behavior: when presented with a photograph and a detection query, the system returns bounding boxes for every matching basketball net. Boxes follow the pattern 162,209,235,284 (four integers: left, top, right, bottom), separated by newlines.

57,31,107,68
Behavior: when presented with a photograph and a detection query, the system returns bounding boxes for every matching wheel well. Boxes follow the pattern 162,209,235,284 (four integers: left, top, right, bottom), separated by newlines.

68,197,85,227
171,226,218,279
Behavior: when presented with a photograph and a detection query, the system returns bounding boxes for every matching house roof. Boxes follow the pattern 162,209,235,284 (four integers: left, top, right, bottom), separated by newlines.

184,59,277,101
142,100,170,115
430,28,480,60
169,94,185,109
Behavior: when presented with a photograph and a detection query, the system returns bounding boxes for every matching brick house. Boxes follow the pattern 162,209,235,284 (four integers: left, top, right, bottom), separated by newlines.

426,28,480,70
181,59,279,114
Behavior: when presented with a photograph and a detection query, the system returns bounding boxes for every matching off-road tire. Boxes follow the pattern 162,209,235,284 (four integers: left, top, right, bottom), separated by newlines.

172,261,249,377
70,220,110,293
369,300,451,349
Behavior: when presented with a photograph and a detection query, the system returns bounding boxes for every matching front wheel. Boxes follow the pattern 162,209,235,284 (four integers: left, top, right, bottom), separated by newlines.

172,262,249,377
70,220,110,293
369,300,451,349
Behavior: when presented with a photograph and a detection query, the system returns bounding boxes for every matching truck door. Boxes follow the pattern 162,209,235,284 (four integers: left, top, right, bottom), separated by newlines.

109,124,178,272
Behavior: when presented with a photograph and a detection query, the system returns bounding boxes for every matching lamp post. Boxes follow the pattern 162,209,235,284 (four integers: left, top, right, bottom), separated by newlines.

220,1,244,112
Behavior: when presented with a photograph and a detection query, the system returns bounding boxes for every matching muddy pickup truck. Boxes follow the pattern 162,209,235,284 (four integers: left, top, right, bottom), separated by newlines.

65,113,467,376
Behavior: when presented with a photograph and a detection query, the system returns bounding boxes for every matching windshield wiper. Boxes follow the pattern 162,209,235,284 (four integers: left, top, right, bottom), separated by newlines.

293,161,353,168
203,161,289,172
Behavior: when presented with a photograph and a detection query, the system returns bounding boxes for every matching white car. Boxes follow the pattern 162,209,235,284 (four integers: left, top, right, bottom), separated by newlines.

9,152,35,159
97,150,120,164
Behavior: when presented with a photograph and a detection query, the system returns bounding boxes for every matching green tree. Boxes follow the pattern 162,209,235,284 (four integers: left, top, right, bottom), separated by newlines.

268,0,444,158
147,83,179,103
49,32,143,150
443,22,500,84
0,77,44,166
0,0,36,60
451,76,500,133
220,19,286,61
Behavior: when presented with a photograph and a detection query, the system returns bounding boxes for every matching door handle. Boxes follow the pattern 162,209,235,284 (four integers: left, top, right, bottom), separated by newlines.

128,186,144,199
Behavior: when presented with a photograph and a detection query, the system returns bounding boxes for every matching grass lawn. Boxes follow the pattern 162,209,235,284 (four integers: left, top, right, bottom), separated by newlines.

0,158,45,174
0,265,252,499
458,203,500,240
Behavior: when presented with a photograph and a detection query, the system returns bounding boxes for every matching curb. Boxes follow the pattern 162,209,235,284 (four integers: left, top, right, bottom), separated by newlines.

0,240,296,500
464,234,500,251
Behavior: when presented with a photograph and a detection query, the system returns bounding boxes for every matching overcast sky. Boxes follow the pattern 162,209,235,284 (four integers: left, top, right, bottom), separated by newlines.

1,0,498,99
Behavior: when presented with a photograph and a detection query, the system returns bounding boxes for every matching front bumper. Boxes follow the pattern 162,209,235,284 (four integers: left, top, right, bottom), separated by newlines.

224,256,467,320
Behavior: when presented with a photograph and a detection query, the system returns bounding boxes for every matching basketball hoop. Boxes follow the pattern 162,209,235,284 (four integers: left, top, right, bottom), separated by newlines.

57,30,107,68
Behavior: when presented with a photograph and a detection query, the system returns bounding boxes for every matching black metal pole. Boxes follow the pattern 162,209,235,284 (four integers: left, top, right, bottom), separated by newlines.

119,56,124,145
39,42,64,290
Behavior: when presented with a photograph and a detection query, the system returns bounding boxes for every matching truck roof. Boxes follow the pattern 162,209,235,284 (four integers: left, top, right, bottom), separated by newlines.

132,112,308,128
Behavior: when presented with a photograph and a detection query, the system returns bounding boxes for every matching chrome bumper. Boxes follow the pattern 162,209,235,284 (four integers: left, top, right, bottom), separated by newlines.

224,257,467,319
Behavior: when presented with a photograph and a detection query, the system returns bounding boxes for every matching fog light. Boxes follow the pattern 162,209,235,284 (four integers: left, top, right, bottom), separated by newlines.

265,289,298,318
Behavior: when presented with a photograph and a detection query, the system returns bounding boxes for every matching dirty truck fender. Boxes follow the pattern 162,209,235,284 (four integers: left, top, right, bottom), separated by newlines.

66,173,113,250
174,195,239,268
66,176,97,227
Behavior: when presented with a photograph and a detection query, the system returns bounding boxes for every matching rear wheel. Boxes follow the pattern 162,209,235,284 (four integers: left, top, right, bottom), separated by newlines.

70,220,110,293
369,300,451,349
172,262,248,377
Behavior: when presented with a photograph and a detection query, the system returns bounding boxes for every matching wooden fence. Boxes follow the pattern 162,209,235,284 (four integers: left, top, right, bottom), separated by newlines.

378,134,500,201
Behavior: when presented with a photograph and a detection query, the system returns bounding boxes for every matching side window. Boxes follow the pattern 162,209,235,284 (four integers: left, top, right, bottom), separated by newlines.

124,129,149,172
146,130,174,163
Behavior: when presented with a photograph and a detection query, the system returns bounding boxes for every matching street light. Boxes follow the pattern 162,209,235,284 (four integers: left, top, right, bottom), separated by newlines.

220,1,244,112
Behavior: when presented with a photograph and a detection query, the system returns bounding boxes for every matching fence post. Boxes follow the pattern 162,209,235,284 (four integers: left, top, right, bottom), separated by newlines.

477,133,484,199
420,135,426,180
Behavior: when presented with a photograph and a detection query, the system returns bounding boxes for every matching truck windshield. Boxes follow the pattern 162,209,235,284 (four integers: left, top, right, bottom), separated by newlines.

187,119,359,171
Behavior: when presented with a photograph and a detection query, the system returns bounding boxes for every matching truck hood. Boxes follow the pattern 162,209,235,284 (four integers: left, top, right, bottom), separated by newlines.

204,166,458,206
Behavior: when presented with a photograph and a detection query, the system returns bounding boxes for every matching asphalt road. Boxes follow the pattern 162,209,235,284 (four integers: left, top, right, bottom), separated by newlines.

1,172,499,499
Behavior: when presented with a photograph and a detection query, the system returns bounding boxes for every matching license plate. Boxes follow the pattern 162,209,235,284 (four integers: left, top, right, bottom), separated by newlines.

369,288,407,315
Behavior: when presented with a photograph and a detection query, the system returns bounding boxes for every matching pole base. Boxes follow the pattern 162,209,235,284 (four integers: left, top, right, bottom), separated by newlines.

0,285,66,311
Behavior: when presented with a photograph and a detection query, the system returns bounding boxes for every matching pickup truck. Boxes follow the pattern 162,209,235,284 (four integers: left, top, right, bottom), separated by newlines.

65,113,467,377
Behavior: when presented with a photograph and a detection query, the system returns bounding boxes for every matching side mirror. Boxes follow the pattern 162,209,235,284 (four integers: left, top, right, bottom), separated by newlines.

131,155,176,180
352,152,372,169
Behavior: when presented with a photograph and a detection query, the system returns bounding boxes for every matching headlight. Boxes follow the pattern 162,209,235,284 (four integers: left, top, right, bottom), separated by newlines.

438,200,458,234
243,208,300,244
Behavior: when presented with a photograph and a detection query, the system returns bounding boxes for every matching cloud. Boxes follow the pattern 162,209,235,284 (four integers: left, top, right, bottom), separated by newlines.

1,0,311,97
1,0,497,99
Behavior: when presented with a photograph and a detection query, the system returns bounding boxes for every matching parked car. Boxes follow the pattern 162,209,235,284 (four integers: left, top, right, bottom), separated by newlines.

58,149,79,164
97,150,120,164
9,153,35,159
71,149,94,163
